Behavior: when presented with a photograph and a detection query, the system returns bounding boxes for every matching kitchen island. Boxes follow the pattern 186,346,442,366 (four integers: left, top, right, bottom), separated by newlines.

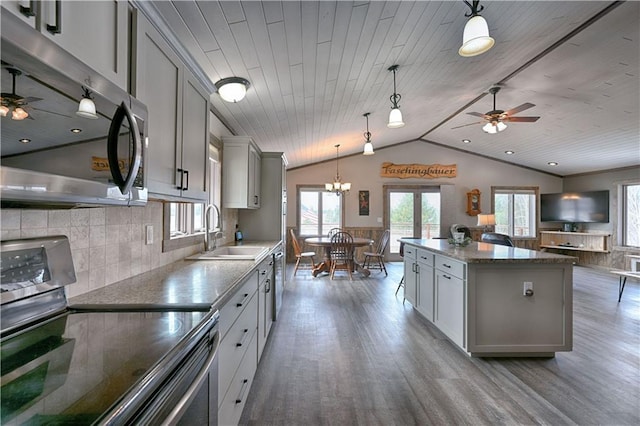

401,239,577,357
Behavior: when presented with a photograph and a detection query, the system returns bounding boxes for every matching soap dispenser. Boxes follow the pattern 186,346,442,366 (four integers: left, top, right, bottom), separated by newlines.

235,224,243,241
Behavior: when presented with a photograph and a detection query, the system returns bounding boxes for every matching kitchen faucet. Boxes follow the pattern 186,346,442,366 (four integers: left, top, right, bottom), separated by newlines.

204,204,223,252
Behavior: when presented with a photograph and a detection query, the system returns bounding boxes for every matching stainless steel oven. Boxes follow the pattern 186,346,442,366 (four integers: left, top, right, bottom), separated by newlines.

1,236,218,425
0,13,147,208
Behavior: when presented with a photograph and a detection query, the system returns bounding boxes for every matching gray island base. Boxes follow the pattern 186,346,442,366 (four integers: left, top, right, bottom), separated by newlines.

401,239,577,357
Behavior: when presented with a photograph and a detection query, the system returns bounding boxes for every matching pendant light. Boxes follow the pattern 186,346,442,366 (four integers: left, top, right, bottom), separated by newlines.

325,144,351,196
76,86,98,119
362,112,374,155
215,77,250,103
387,65,405,128
459,0,495,57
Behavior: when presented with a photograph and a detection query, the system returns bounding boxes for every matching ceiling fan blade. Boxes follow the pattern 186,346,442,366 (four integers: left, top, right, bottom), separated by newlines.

466,111,487,118
504,102,535,116
503,116,540,123
451,121,484,130
23,96,43,103
30,106,73,118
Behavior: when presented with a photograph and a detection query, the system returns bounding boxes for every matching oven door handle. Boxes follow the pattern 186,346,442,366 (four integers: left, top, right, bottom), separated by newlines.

161,330,219,425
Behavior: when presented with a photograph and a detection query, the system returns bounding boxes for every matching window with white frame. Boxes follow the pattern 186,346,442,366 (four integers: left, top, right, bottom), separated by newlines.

621,182,640,247
298,186,342,236
492,186,538,238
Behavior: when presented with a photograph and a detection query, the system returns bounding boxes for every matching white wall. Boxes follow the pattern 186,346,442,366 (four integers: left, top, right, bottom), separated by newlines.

286,140,563,230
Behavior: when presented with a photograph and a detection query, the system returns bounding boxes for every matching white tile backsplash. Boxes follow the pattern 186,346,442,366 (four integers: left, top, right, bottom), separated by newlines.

1,201,203,298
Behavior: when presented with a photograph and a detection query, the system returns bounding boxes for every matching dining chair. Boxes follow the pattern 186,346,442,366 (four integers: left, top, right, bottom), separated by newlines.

329,231,354,280
481,232,515,247
327,227,341,238
289,229,317,275
362,229,390,275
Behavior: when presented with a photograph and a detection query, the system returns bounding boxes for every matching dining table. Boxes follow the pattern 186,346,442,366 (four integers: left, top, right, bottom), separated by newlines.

305,236,374,277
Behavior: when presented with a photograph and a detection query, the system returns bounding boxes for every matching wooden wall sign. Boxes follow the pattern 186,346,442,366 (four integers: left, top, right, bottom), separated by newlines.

380,162,457,179
92,156,125,172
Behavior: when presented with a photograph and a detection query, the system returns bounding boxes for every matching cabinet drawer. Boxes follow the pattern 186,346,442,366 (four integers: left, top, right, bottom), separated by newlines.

403,244,417,260
219,292,258,403
435,254,465,280
219,271,258,340
417,249,434,267
257,257,274,287
218,331,258,426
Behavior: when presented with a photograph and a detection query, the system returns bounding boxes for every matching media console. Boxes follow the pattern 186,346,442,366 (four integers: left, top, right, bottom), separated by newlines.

540,231,611,253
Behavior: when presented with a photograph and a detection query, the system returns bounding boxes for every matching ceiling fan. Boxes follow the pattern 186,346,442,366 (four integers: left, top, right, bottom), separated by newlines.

0,66,42,120
453,86,540,133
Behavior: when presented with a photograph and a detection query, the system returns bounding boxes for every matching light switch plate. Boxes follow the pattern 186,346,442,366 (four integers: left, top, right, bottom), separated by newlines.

145,225,153,245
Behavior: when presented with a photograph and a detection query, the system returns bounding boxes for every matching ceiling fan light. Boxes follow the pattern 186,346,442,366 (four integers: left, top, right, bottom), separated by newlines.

12,107,28,120
0,105,9,117
388,108,405,128
76,97,98,119
496,121,507,132
363,141,374,155
215,77,250,103
459,15,495,57
482,121,497,134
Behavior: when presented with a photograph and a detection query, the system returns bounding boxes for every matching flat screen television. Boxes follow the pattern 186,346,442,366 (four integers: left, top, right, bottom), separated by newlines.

540,190,609,223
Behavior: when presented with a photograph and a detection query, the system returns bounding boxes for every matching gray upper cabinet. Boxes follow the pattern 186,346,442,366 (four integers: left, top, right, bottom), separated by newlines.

133,12,209,202
222,137,262,209
1,0,129,90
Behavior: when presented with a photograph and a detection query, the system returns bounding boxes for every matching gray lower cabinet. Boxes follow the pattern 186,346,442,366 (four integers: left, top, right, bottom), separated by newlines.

403,245,417,306
257,256,274,359
434,254,466,349
415,250,434,321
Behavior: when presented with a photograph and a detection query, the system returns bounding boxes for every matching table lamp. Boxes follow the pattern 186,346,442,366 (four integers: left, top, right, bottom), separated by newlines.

477,214,496,231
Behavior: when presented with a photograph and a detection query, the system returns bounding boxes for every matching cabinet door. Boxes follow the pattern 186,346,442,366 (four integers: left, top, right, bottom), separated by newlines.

1,1,38,27
41,0,129,89
179,73,209,201
403,260,417,306
135,14,182,199
249,146,261,208
434,270,465,348
417,263,434,321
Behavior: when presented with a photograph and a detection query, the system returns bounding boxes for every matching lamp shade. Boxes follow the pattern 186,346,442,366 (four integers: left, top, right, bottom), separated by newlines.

388,107,405,128
459,15,495,57
215,77,250,103
0,105,9,117
12,107,29,120
477,214,496,227
76,97,98,119
363,141,374,155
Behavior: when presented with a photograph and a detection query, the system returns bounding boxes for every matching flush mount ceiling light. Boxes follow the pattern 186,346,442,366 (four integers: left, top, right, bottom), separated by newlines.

362,112,374,155
214,77,250,103
325,144,351,196
76,86,98,119
387,65,405,128
459,0,495,57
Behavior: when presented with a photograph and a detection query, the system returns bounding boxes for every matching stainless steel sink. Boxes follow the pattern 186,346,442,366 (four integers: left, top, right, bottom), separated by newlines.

186,246,269,260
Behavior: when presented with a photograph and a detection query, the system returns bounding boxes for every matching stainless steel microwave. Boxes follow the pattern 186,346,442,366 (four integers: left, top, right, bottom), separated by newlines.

0,13,147,208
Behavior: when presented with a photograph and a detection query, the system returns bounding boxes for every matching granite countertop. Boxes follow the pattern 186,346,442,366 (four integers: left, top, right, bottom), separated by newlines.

69,240,281,311
401,238,577,264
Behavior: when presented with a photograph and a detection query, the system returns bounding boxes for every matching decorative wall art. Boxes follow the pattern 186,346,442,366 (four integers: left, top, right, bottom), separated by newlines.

359,190,370,216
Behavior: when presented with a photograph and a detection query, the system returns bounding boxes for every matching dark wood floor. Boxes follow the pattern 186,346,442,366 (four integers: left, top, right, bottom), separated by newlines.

240,263,640,425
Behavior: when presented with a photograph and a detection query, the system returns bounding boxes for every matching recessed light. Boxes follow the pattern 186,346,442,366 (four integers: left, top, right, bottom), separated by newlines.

462,139,471,144
19,138,31,144
71,128,82,133
505,150,515,155
548,161,558,166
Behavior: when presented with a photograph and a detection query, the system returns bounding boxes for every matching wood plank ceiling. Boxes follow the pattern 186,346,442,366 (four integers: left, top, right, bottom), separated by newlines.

140,1,639,176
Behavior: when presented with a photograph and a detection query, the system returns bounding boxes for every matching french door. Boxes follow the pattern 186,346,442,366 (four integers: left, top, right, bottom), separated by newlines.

384,186,441,260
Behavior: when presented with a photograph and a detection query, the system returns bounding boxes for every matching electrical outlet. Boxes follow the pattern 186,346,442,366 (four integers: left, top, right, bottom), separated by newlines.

145,225,153,245
523,281,533,296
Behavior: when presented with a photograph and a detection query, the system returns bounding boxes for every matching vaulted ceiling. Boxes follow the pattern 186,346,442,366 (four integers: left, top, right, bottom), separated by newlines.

139,1,639,176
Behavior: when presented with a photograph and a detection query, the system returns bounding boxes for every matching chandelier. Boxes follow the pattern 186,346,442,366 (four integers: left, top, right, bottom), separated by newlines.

325,144,351,196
